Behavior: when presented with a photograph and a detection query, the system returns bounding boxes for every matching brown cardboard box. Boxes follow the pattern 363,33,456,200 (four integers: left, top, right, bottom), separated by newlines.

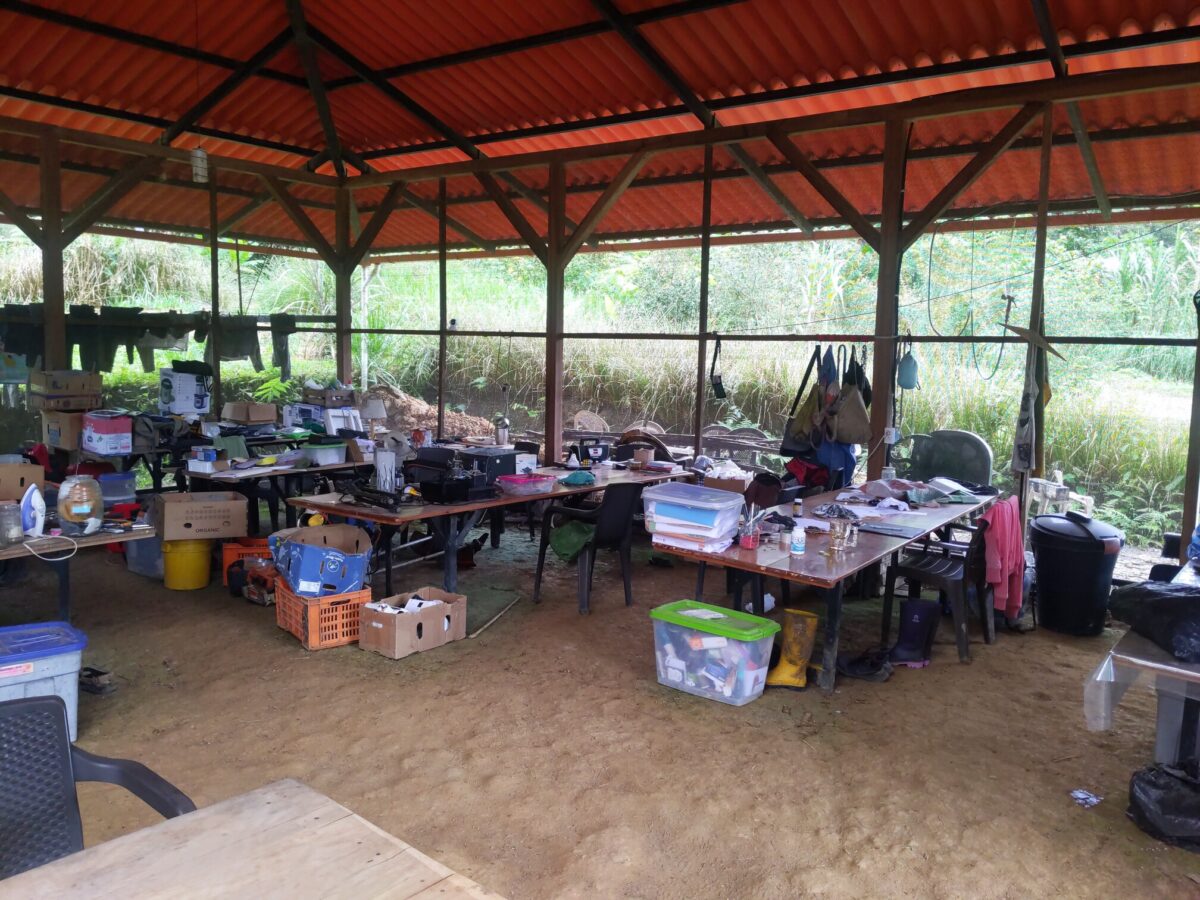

704,474,751,496
29,393,101,411
0,463,43,501
221,401,278,424
152,492,248,541
301,387,357,408
359,587,468,660
41,410,84,450
30,370,102,397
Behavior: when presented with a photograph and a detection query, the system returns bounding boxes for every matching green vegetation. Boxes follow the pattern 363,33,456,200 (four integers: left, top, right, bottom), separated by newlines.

1,220,1196,546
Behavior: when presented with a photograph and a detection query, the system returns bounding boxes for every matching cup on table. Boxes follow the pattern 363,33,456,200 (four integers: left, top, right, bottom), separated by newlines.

827,517,851,552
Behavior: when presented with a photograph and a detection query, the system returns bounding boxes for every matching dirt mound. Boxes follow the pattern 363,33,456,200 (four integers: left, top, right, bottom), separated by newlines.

366,385,493,437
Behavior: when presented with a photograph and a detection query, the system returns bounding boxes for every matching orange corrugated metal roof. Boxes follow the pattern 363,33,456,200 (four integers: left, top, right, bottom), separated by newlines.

0,1,1197,254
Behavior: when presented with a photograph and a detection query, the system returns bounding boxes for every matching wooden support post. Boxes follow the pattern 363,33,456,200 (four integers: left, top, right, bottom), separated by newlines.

693,144,713,460
545,162,566,464
39,132,65,369
208,179,223,410
334,186,352,384
867,120,908,479
1182,291,1200,562
437,178,448,439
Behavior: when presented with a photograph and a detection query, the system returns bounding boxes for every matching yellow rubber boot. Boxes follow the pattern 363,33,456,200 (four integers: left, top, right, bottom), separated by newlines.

766,609,819,690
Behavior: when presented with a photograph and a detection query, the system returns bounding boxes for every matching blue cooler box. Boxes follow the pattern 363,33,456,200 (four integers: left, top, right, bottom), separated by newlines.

0,622,87,739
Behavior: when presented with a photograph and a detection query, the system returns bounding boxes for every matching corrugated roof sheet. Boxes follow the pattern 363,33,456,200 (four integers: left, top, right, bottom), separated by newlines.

0,1,1197,253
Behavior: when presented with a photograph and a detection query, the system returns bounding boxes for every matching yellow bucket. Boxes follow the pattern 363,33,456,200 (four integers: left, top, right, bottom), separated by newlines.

162,539,214,590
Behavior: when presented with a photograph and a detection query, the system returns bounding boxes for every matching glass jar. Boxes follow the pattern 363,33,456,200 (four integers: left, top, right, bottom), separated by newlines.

57,475,103,527
0,501,23,545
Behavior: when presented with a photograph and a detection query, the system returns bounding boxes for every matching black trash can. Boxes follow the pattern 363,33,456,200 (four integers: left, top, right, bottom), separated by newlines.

1030,511,1125,636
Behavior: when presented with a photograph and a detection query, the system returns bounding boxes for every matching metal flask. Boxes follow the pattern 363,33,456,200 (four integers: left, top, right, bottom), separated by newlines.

493,412,510,447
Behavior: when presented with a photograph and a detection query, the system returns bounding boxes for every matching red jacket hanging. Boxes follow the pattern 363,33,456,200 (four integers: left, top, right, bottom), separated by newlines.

982,495,1025,619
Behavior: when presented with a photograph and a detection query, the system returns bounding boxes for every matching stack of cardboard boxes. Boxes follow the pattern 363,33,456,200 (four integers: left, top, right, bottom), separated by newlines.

35,370,102,452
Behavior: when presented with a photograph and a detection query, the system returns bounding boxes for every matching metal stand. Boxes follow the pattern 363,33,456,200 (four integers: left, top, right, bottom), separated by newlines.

429,510,486,592
818,582,844,693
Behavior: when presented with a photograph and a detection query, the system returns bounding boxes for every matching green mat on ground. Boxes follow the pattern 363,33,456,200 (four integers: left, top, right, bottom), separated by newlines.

460,583,520,635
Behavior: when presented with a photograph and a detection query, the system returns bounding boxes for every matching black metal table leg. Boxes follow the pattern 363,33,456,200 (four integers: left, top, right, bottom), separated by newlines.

48,556,70,621
695,561,706,602
489,507,504,548
818,581,845,694
750,572,765,616
379,524,397,595
429,509,485,592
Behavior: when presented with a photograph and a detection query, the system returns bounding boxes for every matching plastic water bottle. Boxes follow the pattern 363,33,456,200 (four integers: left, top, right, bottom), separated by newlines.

790,520,806,556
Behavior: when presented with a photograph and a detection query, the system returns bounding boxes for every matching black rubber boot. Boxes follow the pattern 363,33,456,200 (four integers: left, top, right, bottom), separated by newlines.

889,598,940,668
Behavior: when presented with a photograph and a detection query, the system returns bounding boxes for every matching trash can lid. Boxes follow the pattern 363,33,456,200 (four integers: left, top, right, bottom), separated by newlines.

650,599,779,641
1031,512,1124,548
0,622,86,665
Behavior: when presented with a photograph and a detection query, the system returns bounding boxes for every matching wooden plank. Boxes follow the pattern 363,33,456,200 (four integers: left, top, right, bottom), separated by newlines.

560,150,648,261
396,184,496,251
209,181,223,411
544,162,566,464
478,172,547,264
0,184,42,246
726,143,813,232
0,527,156,563
335,187,353,385
693,144,713,460
260,174,338,268
40,131,66,369
347,181,404,269
287,0,345,176
437,179,448,439
867,119,908,479
900,102,1044,250
767,129,880,250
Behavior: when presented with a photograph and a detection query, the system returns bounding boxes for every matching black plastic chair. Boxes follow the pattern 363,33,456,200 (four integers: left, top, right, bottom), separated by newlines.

532,482,644,614
0,696,195,879
881,520,994,662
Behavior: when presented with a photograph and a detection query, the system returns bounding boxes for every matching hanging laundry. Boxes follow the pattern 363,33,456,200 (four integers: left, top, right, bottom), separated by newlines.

207,315,264,371
270,313,297,380
981,495,1025,621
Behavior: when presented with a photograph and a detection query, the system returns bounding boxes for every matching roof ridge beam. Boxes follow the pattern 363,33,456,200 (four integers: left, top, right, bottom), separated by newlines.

287,0,346,178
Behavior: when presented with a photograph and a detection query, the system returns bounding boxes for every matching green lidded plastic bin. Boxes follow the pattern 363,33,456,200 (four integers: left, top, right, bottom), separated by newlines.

649,600,779,706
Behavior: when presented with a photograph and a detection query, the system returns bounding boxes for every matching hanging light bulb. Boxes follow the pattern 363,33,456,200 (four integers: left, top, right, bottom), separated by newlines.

190,147,209,184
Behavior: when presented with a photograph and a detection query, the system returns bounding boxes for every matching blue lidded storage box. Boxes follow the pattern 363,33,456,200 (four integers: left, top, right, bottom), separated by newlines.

269,525,372,598
0,622,87,739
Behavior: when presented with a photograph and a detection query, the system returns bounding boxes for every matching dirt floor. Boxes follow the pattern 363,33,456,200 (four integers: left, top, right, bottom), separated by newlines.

7,530,1200,899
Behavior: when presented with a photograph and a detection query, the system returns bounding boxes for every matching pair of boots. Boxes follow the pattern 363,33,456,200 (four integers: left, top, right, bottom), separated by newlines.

889,598,940,668
766,609,819,690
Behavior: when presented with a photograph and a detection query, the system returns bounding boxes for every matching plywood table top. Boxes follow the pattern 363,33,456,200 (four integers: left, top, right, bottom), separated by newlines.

0,778,502,899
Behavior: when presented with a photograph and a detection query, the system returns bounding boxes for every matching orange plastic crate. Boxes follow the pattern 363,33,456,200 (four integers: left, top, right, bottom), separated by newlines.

221,537,272,585
275,581,372,650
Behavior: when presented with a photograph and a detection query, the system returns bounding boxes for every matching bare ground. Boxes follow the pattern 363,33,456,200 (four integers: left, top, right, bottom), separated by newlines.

11,534,1200,899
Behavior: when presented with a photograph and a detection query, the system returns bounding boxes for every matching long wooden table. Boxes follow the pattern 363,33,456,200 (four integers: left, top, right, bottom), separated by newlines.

0,528,157,621
653,489,996,692
0,779,501,899
190,461,374,533
288,466,686,593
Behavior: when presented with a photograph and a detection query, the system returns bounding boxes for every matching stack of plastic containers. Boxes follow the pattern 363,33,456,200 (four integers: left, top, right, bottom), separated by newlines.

642,482,744,553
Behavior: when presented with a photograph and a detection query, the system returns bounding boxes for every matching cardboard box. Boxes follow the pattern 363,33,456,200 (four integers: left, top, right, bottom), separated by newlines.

82,410,133,456
221,401,277,424
152,492,248,541
29,393,101,411
186,458,231,475
704,474,751,496
0,463,43,501
41,410,84,450
158,368,211,415
359,587,468,660
346,438,375,464
30,370,102,397
301,387,357,408
269,524,371,598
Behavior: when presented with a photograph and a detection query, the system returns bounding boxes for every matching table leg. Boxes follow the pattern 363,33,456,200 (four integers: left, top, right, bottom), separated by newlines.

150,454,164,492
750,572,765,616
695,562,706,602
817,581,844,694
49,557,70,621
379,524,397,596
430,510,485,592
489,507,504,549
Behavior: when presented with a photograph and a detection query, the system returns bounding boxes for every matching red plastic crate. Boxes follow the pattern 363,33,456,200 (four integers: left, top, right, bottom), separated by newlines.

275,581,372,650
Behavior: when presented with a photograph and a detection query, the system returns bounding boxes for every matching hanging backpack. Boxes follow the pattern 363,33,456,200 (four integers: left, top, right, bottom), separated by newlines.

832,346,873,445
779,346,824,458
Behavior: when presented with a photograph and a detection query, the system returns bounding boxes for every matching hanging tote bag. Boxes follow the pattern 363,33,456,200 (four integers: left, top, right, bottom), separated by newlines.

833,347,873,445
779,346,824,458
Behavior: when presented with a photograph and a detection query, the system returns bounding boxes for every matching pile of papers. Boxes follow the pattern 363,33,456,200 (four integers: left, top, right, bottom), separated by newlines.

642,482,744,554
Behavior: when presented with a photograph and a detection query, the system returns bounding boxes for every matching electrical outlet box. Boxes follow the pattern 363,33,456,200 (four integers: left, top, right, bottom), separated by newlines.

883,427,901,444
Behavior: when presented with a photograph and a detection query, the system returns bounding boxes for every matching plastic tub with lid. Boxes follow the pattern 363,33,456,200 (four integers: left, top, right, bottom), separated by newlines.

98,471,137,508
649,600,779,706
642,481,745,529
1030,511,1124,636
0,622,87,739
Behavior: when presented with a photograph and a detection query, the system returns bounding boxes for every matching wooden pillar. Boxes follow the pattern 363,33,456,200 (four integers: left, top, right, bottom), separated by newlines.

545,162,566,464
867,119,908,478
40,132,66,370
436,178,448,439
693,144,713,459
1183,291,1200,562
333,186,352,384
208,179,223,410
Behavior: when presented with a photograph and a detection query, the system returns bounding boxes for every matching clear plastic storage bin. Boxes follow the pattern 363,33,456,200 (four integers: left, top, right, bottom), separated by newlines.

0,622,87,739
649,600,779,706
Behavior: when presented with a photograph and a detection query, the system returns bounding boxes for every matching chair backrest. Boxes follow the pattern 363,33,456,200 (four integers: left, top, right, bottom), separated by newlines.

0,696,85,879
593,483,645,547
513,440,539,456
908,429,994,486
963,518,991,583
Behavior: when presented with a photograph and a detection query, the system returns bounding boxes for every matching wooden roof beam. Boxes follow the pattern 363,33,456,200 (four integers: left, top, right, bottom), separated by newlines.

0,184,42,246
62,154,162,245
478,172,547,264
287,0,346,179
260,174,338,267
560,150,649,261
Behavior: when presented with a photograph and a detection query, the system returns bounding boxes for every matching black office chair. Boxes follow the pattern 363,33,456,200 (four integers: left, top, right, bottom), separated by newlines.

0,696,195,879
532,482,644,614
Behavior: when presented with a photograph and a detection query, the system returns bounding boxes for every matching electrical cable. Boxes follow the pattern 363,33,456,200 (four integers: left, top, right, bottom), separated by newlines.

21,535,80,562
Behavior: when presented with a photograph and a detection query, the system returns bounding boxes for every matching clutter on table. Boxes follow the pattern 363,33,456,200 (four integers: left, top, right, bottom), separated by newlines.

642,481,743,554
650,600,778,706
359,586,468,660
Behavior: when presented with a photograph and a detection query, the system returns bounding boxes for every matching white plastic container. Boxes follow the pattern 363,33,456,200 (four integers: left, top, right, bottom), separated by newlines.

0,622,87,739
649,600,779,706
303,442,347,466
126,528,164,579
642,481,745,535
